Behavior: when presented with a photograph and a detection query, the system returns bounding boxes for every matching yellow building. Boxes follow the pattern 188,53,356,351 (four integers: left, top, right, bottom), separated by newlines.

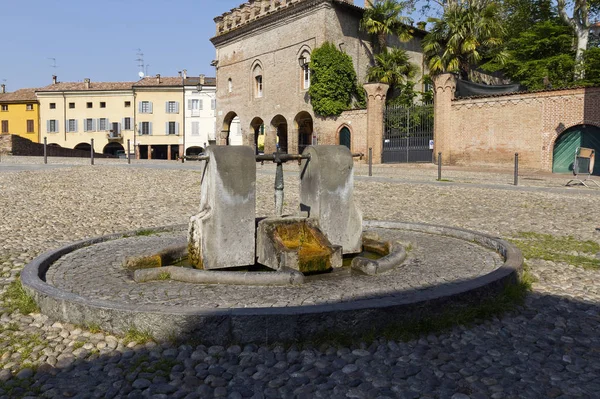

0,85,40,143
37,75,185,159
133,75,185,160
36,77,135,155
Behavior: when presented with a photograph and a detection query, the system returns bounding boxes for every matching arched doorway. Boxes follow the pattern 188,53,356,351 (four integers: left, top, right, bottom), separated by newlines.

186,146,204,156
250,117,264,154
222,112,239,146
271,115,288,153
103,142,124,156
553,124,600,175
74,143,91,152
295,112,313,154
339,126,351,150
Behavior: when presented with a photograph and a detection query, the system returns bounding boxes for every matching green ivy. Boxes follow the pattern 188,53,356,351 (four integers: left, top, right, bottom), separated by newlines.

308,42,366,117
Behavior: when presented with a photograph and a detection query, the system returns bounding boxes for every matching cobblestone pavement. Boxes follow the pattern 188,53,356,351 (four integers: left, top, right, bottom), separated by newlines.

45,229,502,308
1,157,600,398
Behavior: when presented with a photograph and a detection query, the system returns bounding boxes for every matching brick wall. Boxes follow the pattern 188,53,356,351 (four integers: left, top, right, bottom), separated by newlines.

0,134,112,158
434,74,600,171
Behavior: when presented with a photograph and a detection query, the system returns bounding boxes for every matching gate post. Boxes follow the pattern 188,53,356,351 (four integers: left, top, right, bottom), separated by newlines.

363,83,389,165
433,74,457,164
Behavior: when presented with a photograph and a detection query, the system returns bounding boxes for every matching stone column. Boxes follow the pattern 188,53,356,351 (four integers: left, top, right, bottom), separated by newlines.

363,83,389,165
167,145,172,160
219,129,229,145
433,74,457,164
179,144,184,158
147,145,152,160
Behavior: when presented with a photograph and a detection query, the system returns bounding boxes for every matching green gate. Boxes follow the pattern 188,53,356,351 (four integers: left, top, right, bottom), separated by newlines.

553,125,600,175
340,127,351,150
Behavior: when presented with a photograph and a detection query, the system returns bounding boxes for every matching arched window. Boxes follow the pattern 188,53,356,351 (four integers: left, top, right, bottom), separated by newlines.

298,50,311,90
252,62,263,98
228,78,232,93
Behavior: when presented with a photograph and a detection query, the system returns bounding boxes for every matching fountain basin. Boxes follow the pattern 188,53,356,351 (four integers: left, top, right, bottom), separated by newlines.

21,221,523,344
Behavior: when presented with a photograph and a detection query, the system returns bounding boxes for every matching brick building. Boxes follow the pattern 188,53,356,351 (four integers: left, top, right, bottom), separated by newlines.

210,0,426,157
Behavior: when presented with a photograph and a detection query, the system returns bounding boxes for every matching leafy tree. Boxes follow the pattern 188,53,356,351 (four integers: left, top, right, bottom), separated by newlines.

501,0,554,38
583,47,600,84
557,0,599,79
483,20,576,89
361,0,414,54
367,47,419,103
423,1,508,80
308,42,366,117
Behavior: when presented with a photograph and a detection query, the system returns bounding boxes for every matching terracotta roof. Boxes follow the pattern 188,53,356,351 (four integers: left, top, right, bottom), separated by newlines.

184,77,216,86
0,88,38,102
36,81,134,92
133,76,183,87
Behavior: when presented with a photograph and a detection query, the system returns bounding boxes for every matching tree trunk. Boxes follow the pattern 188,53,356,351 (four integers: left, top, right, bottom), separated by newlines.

575,28,589,80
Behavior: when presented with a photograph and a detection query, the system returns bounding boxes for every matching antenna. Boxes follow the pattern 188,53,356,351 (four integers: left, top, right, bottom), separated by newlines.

145,64,150,76
48,58,57,69
135,49,145,77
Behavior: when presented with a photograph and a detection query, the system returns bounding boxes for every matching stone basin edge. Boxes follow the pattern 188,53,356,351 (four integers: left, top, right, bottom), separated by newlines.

21,221,524,343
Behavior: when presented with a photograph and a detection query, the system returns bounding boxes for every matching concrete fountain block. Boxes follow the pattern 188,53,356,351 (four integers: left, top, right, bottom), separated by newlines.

299,146,363,254
188,146,256,269
256,217,342,272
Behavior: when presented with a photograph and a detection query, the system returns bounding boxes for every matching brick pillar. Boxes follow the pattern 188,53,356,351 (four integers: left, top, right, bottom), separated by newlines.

433,74,457,164
179,144,184,158
167,145,172,160
147,145,152,160
363,83,389,164
219,130,229,145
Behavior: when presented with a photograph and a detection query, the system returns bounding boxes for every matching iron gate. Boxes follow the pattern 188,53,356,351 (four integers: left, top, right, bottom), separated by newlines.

383,103,434,163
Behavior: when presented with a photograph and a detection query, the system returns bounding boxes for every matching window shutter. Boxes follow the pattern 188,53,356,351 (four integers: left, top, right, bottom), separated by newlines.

83,119,87,132
188,99,192,110
55,120,59,132
199,100,203,110
138,102,142,113
92,119,96,131
175,102,179,113
149,102,153,113
165,122,169,134
211,99,216,110
176,122,180,135
149,122,152,135
121,118,125,130
117,123,121,135
46,120,50,133
74,120,78,133
165,102,169,113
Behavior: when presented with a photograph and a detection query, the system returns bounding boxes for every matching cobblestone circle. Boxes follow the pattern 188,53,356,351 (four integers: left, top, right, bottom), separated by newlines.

1,156,600,398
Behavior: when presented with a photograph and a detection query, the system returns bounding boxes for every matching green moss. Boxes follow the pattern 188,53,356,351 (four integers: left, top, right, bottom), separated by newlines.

510,231,600,269
157,272,171,281
123,328,154,345
1,276,39,315
135,229,157,237
123,255,162,271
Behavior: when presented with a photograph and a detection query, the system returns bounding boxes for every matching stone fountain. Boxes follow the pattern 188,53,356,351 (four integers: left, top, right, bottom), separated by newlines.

21,145,524,344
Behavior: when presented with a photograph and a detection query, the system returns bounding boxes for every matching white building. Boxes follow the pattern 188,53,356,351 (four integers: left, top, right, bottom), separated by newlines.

183,74,217,155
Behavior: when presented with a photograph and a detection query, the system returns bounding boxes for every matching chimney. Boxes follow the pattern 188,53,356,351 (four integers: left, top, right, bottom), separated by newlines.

199,74,205,85
0,84,5,94
183,69,188,79
84,78,91,89
156,74,161,84
52,75,57,84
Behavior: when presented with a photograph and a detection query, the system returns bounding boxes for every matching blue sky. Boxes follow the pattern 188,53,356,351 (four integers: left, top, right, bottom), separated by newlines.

1,0,428,91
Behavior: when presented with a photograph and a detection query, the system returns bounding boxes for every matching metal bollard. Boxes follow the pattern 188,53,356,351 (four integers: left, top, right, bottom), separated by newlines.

91,139,94,165
514,153,519,186
44,137,47,164
127,139,131,165
368,147,373,177
437,152,442,181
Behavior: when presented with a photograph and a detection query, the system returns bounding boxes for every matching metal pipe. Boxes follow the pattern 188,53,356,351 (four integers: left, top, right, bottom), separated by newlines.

437,152,442,181
44,137,47,164
183,155,210,161
91,139,95,165
255,153,310,162
274,162,284,216
368,148,372,177
127,139,131,165
514,153,519,186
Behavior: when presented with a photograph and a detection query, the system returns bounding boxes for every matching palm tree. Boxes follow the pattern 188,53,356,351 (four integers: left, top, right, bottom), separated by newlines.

423,2,508,80
360,0,413,54
367,47,418,89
